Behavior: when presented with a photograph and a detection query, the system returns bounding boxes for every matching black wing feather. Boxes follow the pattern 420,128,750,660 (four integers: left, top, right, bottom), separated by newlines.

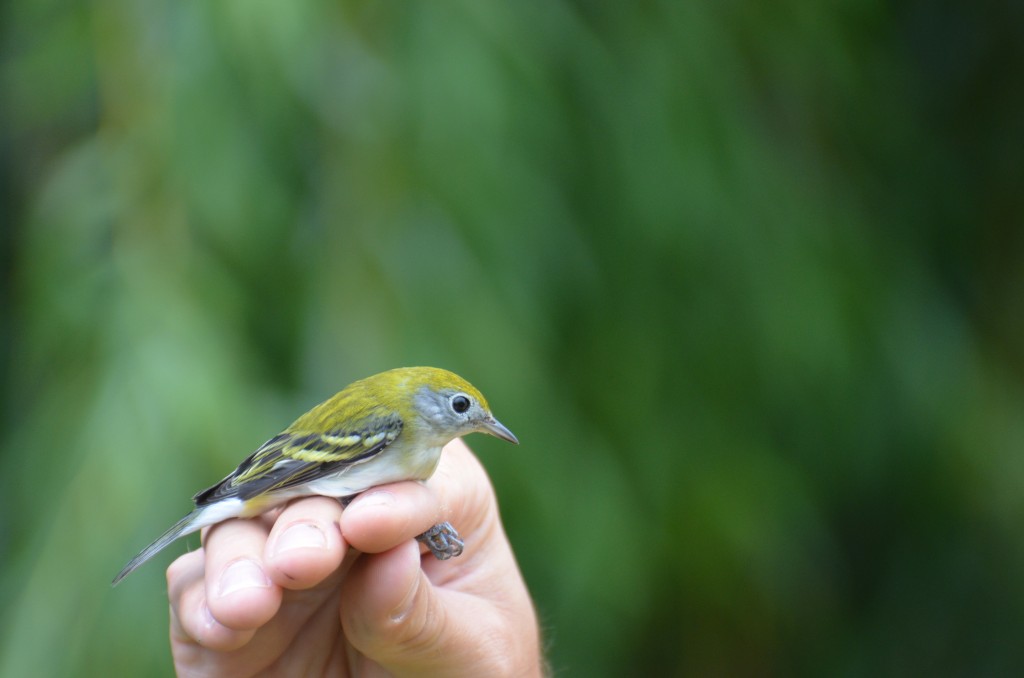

192,416,402,507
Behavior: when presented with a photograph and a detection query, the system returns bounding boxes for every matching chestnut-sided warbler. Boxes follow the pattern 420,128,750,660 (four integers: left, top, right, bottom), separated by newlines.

113,366,517,585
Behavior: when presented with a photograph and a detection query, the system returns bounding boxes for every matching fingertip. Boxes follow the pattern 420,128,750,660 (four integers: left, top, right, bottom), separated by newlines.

206,557,282,630
171,569,258,652
265,498,346,589
202,518,282,630
341,484,439,554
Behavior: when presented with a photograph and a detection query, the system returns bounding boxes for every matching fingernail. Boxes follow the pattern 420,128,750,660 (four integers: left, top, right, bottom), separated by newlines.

390,573,420,623
202,601,220,630
218,558,270,597
354,490,395,509
274,522,327,553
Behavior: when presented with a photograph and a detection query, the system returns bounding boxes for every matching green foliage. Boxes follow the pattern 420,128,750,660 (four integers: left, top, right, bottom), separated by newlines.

2,1,1022,675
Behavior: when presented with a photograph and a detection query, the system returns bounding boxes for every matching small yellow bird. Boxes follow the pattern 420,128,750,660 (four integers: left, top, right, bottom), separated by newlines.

113,367,518,585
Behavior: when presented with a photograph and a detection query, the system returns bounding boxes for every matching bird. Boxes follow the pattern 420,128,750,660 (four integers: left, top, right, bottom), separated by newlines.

113,366,518,585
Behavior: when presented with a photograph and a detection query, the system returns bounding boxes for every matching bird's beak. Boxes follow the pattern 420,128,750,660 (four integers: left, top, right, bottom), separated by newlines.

481,416,519,445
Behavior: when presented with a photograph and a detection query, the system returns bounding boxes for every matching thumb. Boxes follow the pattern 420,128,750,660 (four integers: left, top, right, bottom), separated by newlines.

339,542,504,677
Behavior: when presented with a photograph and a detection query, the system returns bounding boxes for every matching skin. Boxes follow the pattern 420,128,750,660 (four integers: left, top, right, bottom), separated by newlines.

167,439,543,677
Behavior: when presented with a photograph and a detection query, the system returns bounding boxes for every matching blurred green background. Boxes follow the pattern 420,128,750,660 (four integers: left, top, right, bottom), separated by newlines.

2,1,1023,675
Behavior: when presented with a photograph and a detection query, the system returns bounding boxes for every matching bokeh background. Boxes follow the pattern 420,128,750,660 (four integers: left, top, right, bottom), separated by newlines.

2,1,1023,675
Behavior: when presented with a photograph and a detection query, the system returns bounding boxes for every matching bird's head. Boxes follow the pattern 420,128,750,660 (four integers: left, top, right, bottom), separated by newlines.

391,367,519,446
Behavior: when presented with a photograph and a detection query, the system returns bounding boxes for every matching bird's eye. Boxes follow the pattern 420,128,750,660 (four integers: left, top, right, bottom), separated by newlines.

451,395,471,414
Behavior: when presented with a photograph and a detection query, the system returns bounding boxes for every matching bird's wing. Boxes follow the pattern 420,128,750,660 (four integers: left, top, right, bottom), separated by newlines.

192,414,403,506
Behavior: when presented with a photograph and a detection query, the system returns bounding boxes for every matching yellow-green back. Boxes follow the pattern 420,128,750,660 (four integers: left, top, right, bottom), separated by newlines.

287,367,489,434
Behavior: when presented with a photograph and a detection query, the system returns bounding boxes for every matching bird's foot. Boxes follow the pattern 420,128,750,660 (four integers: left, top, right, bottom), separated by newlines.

416,521,464,560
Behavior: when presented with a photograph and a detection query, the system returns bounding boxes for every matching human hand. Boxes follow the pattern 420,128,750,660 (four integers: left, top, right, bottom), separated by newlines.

167,439,542,677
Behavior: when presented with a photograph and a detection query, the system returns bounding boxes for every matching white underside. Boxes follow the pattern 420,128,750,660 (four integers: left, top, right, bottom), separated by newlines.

306,440,443,496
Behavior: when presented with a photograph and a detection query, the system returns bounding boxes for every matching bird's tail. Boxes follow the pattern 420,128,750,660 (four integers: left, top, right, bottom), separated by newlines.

112,511,202,586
